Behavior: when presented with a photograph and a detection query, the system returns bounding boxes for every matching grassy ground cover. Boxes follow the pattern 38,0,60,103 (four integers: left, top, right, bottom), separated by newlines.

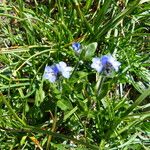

0,0,150,149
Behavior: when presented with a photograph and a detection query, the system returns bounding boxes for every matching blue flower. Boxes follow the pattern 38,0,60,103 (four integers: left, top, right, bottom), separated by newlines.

72,42,81,53
43,65,59,83
56,61,72,78
91,55,121,73
43,62,72,82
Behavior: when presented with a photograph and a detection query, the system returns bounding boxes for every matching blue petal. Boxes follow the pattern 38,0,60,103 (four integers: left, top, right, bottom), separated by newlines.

51,65,59,75
43,65,57,83
57,61,72,78
91,57,103,72
101,55,109,65
44,66,53,73
62,71,70,78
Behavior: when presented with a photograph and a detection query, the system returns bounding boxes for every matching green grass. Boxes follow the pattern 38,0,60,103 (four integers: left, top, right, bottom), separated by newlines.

0,0,150,149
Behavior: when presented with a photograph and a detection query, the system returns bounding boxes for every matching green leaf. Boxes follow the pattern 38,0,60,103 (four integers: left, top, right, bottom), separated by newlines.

35,86,45,106
57,99,72,111
84,42,97,59
25,102,29,112
141,122,150,132
20,136,27,146
64,106,78,121
77,71,89,79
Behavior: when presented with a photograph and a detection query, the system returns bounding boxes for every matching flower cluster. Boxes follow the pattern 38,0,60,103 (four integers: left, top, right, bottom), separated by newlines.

43,62,72,83
43,42,121,83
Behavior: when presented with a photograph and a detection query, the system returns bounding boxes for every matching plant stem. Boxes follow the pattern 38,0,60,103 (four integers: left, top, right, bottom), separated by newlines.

46,109,57,150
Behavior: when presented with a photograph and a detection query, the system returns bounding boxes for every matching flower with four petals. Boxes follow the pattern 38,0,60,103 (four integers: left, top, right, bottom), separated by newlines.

91,55,121,74
43,62,72,82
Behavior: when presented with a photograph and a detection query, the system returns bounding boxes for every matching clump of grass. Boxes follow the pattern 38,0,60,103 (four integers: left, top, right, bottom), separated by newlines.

0,0,150,149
